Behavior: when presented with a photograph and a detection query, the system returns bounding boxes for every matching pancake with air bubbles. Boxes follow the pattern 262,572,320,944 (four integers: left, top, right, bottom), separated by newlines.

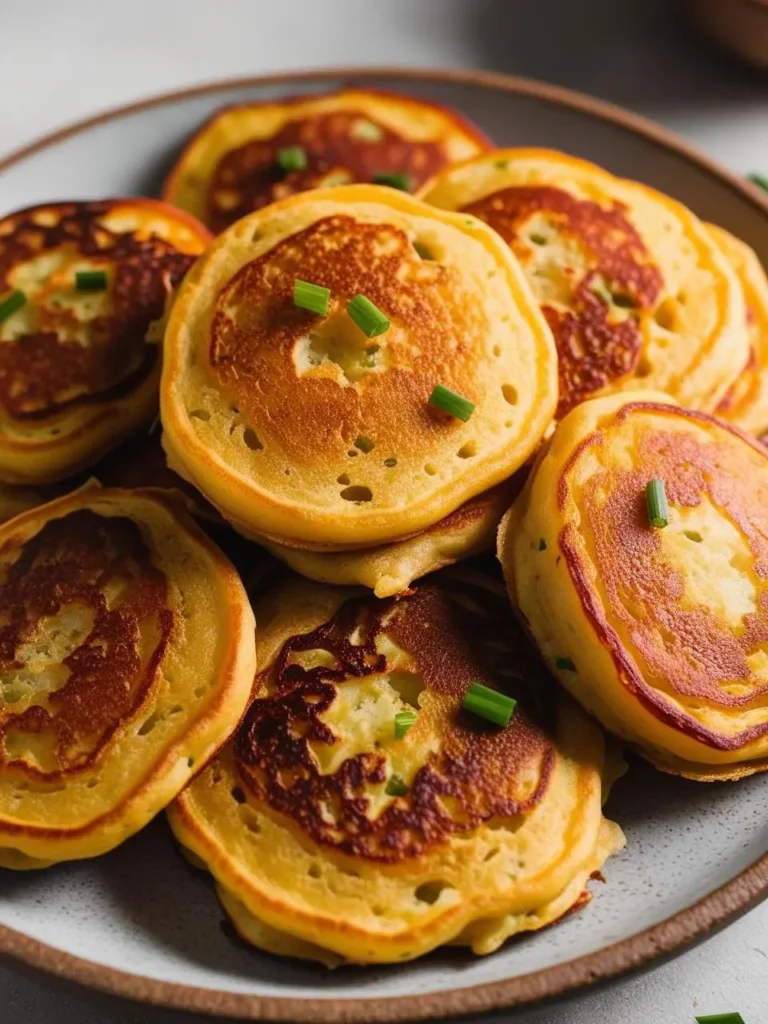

261,479,520,597
168,570,623,965
0,485,255,868
0,200,211,486
161,185,557,550
162,89,491,233
420,149,748,417
709,224,768,435
500,390,768,781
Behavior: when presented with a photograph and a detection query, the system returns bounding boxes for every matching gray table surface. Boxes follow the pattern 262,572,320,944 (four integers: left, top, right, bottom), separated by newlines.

1,0,767,1021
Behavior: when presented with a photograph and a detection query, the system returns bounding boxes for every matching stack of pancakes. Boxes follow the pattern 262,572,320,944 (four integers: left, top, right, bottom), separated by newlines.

2,87,768,968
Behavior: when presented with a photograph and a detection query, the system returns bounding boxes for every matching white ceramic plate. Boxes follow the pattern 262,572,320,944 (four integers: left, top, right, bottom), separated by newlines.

1,67,767,1024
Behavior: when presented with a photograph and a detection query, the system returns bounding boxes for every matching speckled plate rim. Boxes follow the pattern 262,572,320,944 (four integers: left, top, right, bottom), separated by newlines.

1,65,768,1023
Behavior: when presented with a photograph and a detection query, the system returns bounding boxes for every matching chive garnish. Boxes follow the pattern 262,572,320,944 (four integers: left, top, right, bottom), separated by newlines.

646,479,669,529
394,710,417,739
347,295,390,338
75,270,108,291
372,171,411,191
428,384,475,422
462,682,517,728
556,657,577,672
538,538,547,551
277,146,307,172
695,1015,745,1024
0,289,26,324
293,279,330,316
385,773,409,796
748,172,768,193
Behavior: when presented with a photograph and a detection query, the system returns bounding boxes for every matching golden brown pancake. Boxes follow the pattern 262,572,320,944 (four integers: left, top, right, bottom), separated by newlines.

420,149,748,417
169,570,623,964
261,480,520,597
0,199,211,485
500,390,768,780
0,485,255,867
162,89,491,232
161,184,558,550
709,224,768,435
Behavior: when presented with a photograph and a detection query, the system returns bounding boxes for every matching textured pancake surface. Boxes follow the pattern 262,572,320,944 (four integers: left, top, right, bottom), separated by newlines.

420,148,748,417
161,184,557,549
500,390,768,780
162,89,490,232
0,199,210,485
709,224,768,435
0,485,255,867
169,571,623,964
262,479,520,597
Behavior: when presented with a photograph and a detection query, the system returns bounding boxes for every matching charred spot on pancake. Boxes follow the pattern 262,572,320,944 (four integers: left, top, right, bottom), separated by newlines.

208,112,448,233
233,579,556,862
0,203,196,420
560,403,768,746
0,509,173,775
460,186,663,416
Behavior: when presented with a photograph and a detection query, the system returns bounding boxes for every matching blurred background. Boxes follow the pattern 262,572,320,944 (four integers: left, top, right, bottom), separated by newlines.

1,1,767,1022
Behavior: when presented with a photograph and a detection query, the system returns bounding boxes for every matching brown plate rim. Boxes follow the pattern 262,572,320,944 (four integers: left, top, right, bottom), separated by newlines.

1,64,768,1023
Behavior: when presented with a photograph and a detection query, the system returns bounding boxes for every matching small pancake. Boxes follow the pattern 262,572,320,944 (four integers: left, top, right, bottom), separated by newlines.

162,89,491,232
0,199,211,485
500,390,768,780
0,485,255,867
709,224,768,435
261,480,519,597
161,184,558,550
420,148,748,417
168,571,623,965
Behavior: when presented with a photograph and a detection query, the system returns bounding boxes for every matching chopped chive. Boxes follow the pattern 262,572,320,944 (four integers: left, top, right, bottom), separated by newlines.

748,172,768,193
75,270,108,291
0,289,26,323
351,118,384,142
428,384,475,422
385,773,409,796
347,294,390,338
556,657,577,672
394,710,417,739
529,232,548,246
695,1015,745,1024
646,478,669,529
293,279,330,316
462,682,517,728
538,538,547,551
494,159,509,169
277,146,307,172
372,171,411,191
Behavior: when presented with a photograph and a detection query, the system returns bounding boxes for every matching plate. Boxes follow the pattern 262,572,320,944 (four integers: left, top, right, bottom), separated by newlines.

1,67,767,1023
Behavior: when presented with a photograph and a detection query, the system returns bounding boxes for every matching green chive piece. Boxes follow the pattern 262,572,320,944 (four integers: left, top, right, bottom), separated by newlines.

529,232,548,246
385,773,409,796
494,159,509,170
538,538,547,551
372,171,411,191
293,279,330,316
428,384,475,422
646,478,669,529
695,1015,745,1024
352,119,384,142
748,172,768,193
277,146,308,172
0,289,27,324
462,682,517,728
75,270,108,291
556,657,577,672
394,710,417,739
347,294,390,338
